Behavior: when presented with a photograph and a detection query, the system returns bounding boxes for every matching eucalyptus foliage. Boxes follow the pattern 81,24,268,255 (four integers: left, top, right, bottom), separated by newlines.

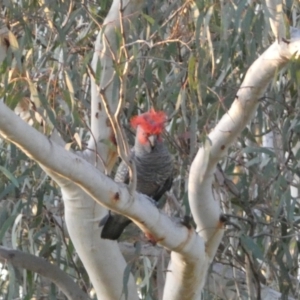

1,0,300,299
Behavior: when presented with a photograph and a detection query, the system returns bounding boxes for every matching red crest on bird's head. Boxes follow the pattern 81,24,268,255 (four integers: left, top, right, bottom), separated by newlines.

130,109,167,134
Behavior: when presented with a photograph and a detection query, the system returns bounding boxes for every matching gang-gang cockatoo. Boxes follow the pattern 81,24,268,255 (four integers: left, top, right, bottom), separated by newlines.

100,109,173,240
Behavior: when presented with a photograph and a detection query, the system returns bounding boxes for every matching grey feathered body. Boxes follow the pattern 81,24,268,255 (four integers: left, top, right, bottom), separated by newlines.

115,141,173,199
100,139,173,240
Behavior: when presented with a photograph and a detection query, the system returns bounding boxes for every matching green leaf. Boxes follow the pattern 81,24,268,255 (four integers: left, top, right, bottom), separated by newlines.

122,263,132,300
0,215,17,242
0,166,19,188
64,70,75,111
240,235,264,260
243,146,275,156
142,13,155,25
8,264,16,300
8,31,19,51
188,54,197,90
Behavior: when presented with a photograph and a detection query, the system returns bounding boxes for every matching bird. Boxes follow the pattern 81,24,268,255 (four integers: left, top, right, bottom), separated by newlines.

100,109,173,240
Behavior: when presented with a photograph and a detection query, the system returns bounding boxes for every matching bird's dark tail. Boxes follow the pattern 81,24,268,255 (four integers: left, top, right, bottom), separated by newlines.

100,213,132,240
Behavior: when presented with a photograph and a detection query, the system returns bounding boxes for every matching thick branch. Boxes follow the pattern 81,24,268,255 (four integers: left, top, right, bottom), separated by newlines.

0,246,89,300
0,101,206,300
118,244,295,300
87,0,142,172
0,103,202,254
37,167,139,300
189,29,300,256
60,1,143,299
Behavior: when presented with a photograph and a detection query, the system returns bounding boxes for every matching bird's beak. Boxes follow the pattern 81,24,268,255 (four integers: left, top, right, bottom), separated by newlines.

148,135,156,149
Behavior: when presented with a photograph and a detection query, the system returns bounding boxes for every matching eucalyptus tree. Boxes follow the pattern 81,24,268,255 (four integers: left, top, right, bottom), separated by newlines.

0,1,300,299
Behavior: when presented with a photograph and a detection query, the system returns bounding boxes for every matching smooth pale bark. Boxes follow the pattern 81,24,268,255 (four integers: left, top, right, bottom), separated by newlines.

0,99,205,298
0,102,202,248
51,0,143,299
86,0,130,170
0,1,142,299
185,28,300,298
1,24,300,300
42,169,139,300
1,1,300,299
119,244,295,300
